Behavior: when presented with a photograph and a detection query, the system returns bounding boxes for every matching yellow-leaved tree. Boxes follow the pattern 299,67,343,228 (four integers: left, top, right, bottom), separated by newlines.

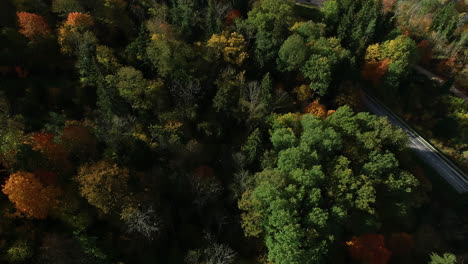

207,31,248,65
76,161,129,214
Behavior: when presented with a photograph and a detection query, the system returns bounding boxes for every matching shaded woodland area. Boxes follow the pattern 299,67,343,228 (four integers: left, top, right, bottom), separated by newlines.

0,0,467,263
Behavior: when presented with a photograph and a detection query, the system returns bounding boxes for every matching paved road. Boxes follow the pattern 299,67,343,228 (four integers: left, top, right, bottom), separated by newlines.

363,90,468,193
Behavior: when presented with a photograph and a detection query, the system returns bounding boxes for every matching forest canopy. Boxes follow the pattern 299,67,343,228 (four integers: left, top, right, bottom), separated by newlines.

0,0,466,263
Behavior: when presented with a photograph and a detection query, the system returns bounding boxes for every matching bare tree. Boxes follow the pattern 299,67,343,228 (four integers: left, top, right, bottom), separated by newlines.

121,206,162,240
185,233,237,264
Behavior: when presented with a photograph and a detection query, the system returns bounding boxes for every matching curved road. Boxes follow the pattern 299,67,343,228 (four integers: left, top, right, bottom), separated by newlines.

363,90,468,193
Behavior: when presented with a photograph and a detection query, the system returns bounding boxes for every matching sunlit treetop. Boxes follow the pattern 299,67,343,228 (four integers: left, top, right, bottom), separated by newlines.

65,12,94,28
2,171,61,219
16,11,51,40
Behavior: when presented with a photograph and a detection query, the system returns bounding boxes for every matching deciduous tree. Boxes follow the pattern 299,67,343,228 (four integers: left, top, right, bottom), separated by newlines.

347,234,392,264
65,12,94,28
76,161,129,214
2,171,60,219
58,12,96,55
429,253,457,264
240,0,295,67
207,31,249,65
305,100,328,119
277,34,308,71
16,12,50,40
112,66,163,110
239,107,419,264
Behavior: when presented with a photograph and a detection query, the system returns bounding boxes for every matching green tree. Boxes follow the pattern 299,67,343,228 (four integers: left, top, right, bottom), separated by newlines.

292,21,326,42
6,240,33,263
431,2,458,40
146,34,192,79
332,0,383,54
241,128,263,165
240,107,419,264
278,34,308,72
380,35,418,90
0,101,25,167
321,0,339,27
213,68,245,114
429,253,457,264
240,0,295,67
51,0,84,15
112,66,163,111
301,55,331,96
170,0,200,39
239,73,273,123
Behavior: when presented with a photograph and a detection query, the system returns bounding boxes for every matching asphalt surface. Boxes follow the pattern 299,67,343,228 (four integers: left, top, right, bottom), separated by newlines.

363,90,468,193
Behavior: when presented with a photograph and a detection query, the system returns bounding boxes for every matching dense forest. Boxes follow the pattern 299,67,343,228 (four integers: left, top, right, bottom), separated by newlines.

0,0,467,263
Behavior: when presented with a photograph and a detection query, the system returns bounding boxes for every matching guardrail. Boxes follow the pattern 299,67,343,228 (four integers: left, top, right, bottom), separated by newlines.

362,89,468,192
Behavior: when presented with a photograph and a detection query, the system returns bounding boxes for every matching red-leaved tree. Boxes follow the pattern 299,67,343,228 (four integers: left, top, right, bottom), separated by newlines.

17,12,51,40
362,59,391,87
28,132,71,173
226,9,241,25
347,234,392,264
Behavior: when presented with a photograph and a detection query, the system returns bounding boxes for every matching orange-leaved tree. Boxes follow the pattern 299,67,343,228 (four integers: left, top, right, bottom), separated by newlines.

58,12,95,55
2,171,61,219
362,59,391,87
305,100,328,119
17,12,51,40
347,234,392,264
65,12,94,28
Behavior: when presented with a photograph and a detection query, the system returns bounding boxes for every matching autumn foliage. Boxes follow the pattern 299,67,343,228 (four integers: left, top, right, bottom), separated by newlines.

305,100,328,119
382,0,396,14
2,171,60,219
226,9,241,25
28,133,68,163
17,12,51,40
207,31,249,65
65,12,94,27
27,132,72,174
436,57,463,77
347,234,392,264
58,13,94,55
362,59,391,87
76,161,129,213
